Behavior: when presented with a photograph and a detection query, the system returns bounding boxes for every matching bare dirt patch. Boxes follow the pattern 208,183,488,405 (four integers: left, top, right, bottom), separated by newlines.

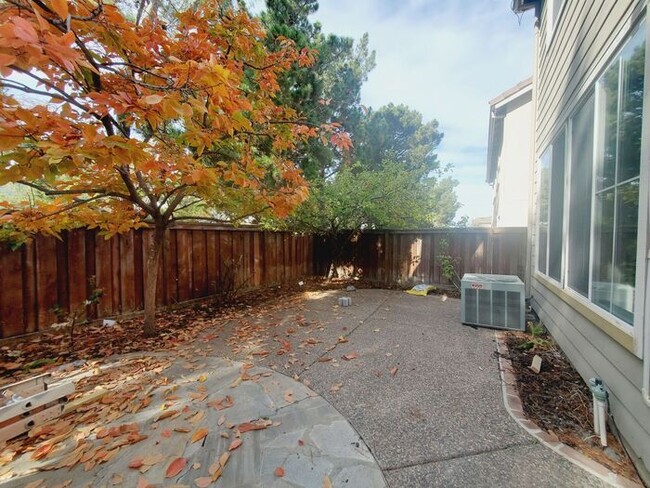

504,328,642,483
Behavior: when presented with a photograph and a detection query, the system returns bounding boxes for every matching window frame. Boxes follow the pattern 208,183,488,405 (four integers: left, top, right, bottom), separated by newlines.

534,17,649,353
545,0,567,48
535,128,566,288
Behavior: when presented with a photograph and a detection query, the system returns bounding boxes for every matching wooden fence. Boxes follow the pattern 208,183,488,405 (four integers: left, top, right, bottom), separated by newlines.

0,226,313,339
314,228,527,287
0,226,527,339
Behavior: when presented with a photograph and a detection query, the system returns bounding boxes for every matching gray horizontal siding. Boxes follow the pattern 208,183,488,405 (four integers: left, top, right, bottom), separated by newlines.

531,278,650,468
535,0,641,151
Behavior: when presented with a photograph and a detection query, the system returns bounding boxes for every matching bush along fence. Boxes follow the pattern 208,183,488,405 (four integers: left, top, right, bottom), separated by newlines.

0,226,313,339
313,227,527,288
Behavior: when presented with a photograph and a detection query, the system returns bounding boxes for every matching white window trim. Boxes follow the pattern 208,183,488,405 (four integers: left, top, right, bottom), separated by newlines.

639,5,650,404
545,0,568,48
535,129,566,289
536,19,650,358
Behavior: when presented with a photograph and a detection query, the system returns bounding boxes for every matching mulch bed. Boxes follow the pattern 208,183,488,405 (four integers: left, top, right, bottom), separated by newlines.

504,328,642,482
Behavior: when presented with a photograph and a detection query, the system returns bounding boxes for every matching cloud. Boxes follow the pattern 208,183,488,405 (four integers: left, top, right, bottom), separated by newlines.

312,0,536,220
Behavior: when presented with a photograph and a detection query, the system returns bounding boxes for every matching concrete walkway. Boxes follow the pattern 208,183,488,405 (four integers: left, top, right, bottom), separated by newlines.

3,289,614,487
208,289,611,487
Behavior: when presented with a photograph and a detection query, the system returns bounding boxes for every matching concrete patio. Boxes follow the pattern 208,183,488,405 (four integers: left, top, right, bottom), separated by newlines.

2,289,618,487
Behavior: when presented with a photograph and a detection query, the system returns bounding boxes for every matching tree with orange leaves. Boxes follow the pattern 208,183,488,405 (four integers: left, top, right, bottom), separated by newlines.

0,0,350,336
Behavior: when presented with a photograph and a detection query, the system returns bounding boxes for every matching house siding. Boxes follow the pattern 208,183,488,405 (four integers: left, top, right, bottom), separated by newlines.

530,0,650,472
532,279,650,469
492,91,533,227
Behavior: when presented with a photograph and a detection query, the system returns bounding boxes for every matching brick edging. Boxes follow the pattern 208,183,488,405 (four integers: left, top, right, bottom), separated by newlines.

494,331,643,488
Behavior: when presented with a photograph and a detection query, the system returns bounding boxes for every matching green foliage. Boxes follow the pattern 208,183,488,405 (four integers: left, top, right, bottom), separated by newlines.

260,0,376,178
270,101,461,235
517,321,551,351
436,238,461,290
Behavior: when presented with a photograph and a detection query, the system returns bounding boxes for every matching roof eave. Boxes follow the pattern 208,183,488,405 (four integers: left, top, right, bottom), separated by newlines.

511,0,538,14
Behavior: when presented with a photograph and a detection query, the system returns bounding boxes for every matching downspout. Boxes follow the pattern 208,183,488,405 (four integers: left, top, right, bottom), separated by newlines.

641,7,650,408
525,11,541,299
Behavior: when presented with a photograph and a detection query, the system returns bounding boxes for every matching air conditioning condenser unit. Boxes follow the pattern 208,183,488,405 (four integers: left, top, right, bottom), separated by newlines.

461,273,525,331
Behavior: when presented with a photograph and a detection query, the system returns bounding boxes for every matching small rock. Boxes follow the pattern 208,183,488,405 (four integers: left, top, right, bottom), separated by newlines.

603,447,621,462
530,354,542,374
346,285,356,291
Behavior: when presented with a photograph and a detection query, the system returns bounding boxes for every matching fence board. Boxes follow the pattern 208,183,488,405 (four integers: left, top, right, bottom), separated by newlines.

0,226,525,339
319,228,527,288
1,246,24,338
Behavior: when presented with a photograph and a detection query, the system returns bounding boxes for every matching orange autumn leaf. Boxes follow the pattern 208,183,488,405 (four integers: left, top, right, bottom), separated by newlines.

191,428,209,443
194,477,212,487
50,0,69,19
31,443,53,460
274,467,285,477
228,439,242,451
128,458,144,469
165,457,187,478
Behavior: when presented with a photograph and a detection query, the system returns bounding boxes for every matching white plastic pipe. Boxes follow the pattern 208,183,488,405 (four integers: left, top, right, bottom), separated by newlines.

592,394,599,436
597,398,608,447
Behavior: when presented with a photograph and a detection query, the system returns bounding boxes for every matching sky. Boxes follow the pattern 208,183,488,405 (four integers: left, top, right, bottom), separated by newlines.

276,0,537,221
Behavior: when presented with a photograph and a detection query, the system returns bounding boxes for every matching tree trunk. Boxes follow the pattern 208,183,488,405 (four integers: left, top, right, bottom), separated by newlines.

142,225,165,337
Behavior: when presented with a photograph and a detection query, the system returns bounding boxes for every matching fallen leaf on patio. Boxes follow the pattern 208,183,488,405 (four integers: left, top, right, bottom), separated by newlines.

188,410,205,425
31,443,53,460
162,428,172,438
275,467,285,477
284,390,294,403
330,383,343,393
174,427,191,433
337,336,348,344
220,432,229,438
208,395,234,410
136,476,152,488
155,409,178,422
390,367,398,376
197,374,207,382
110,473,123,485
143,452,164,466
219,451,230,467
191,428,209,443
218,415,226,426
238,419,272,433
194,477,212,488
318,357,332,362
229,439,242,451
193,462,201,470
298,439,304,446
385,353,392,357
128,457,145,469
323,475,333,488
342,352,358,360
166,457,188,478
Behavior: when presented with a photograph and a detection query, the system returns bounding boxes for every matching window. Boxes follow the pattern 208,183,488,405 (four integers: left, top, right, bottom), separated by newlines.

592,24,645,324
568,94,594,298
545,0,566,46
536,131,565,282
538,21,646,328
